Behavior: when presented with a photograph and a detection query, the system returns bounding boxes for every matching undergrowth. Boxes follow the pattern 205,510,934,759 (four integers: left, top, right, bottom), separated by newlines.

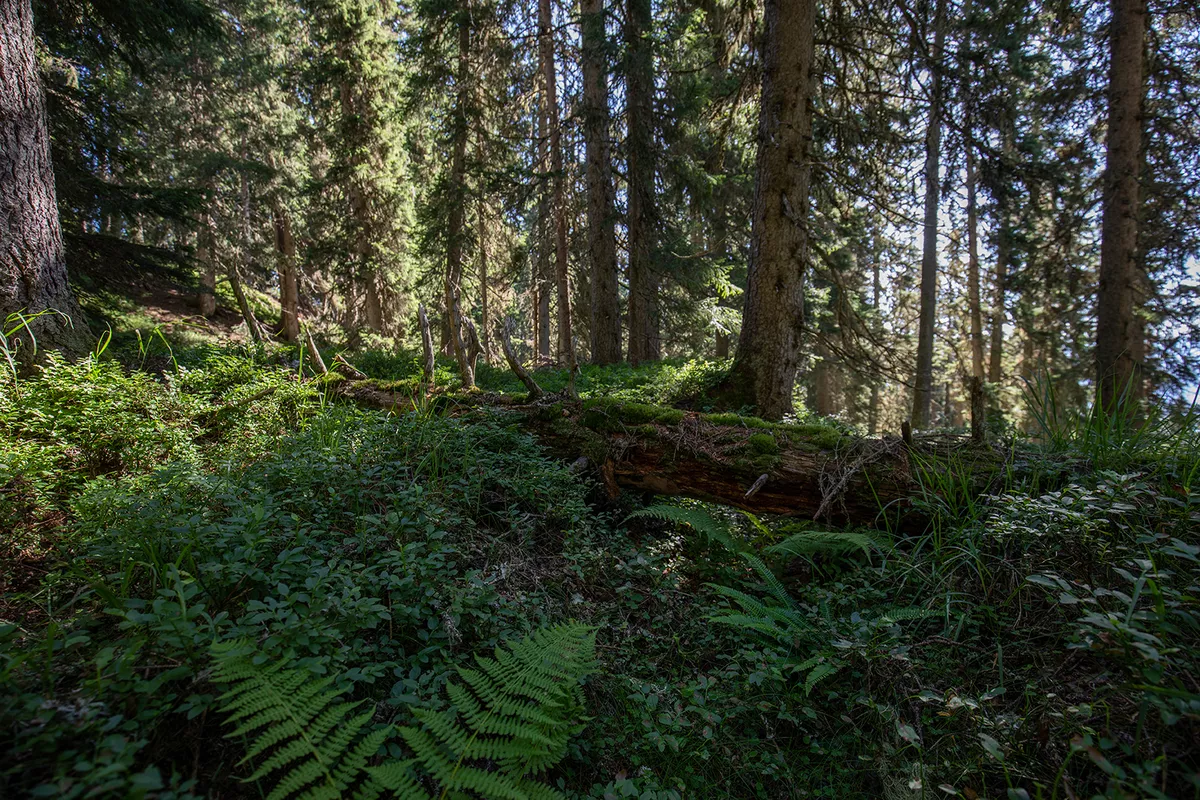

1,343,1198,799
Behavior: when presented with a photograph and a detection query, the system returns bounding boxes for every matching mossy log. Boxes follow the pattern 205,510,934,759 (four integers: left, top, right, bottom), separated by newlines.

324,373,992,530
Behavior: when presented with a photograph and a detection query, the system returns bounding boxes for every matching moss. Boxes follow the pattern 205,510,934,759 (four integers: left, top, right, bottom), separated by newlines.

578,398,685,431
747,433,778,455
701,411,776,430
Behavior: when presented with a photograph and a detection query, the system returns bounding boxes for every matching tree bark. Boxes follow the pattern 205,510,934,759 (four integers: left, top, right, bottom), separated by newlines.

446,15,473,376
538,0,577,393
535,79,552,362
581,0,621,365
197,215,218,317
1096,0,1147,413
273,200,300,343
988,117,1014,384
0,0,90,356
712,0,816,421
625,0,659,364
478,200,491,363
911,0,946,430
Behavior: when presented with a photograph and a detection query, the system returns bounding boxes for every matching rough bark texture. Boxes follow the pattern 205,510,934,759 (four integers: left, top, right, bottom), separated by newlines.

501,316,544,399
625,0,659,364
418,304,435,387
1096,0,1146,413
446,16,472,374
714,0,815,421
581,0,621,365
273,201,300,343
0,0,90,356
197,215,218,317
911,0,945,430
539,0,577,391
966,135,984,381
478,202,490,363
535,82,552,361
988,118,1014,384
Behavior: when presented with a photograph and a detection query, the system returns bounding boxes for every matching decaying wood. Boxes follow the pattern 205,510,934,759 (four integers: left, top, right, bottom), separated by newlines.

333,354,366,380
323,363,941,530
500,316,544,399
304,328,327,375
418,304,435,388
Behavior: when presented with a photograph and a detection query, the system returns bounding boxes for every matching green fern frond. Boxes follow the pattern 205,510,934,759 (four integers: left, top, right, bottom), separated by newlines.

626,504,746,554
764,530,876,559
740,552,797,611
386,622,598,799
211,641,389,800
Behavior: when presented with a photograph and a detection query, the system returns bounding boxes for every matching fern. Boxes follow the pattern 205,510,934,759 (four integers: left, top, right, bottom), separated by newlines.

214,624,596,800
626,503,747,554
373,622,597,800
211,641,391,800
764,530,877,560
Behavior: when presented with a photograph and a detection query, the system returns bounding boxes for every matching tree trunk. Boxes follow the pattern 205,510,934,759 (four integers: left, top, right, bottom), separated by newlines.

625,0,659,364
966,143,984,380
273,200,300,343
539,0,577,392
478,201,491,363
535,81,552,362
1096,0,1147,413
581,0,621,365
988,118,1014,384
911,0,946,430
235,171,265,344
446,15,472,378
0,0,90,357
868,244,882,435
711,0,816,421
197,216,218,317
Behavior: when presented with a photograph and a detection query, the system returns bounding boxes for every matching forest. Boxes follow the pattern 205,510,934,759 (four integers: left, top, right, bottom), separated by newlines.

2,0,1200,795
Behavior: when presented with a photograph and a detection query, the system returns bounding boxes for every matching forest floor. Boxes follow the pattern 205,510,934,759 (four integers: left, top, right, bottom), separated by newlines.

2,289,1199,799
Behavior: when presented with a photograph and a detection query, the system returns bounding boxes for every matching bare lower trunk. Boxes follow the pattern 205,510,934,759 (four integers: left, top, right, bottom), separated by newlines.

966,137,984,380
198,217,218,317
911,0,945,430
535,85,552,362
478,205,490,363
1096,0,1147,413
712,0,816,420
988,115,1014,385
625,0,659,364
715,332,729,358
539,0,576,393
582,0,621,364
446,16,472,376
273,201,300,343
0,0,90,357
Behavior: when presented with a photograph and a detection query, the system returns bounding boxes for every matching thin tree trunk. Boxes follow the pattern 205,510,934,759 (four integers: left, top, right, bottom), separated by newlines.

966,141,984,380
712,0,816,420
478,201,490,363
581,0,621,364
0,0,90,356
962,21,985,383
911,0,946,429
1096,0,1147,413
625,0,659,364
988,118,1014,384
446,15,472,375
197,215,218,317
236,171,264,343
868,251,882,435
535,81,552,362
273,200,300,343
539,0,577,392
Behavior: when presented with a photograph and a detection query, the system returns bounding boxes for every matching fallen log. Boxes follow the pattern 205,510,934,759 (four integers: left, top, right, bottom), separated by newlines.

318,362,1000,530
